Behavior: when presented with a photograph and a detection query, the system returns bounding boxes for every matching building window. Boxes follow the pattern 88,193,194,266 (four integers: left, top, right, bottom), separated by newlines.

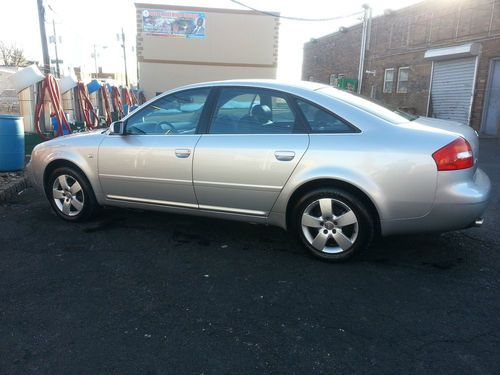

397,67,409,93
383,68,395,93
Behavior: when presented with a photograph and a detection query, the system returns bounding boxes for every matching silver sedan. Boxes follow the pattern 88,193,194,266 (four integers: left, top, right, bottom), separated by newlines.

27,80,491,261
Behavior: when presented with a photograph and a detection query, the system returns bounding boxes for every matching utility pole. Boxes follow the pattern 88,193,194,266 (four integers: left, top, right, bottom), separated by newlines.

121,28,129,87
357,4,371,95
52,19,60,78
36,0,51,74
93,44,98,78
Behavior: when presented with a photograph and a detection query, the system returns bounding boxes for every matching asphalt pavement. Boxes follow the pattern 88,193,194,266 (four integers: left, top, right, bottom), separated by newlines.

0,139,499,374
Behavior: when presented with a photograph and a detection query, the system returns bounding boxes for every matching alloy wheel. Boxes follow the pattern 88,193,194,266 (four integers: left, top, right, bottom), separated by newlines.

301,198,359,254
52,174,85,217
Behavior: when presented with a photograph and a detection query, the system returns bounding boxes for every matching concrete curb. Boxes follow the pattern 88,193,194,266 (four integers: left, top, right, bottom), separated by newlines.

0,175,31,203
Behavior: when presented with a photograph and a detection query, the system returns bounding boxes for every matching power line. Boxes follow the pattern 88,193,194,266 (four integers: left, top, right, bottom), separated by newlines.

229,0,363,21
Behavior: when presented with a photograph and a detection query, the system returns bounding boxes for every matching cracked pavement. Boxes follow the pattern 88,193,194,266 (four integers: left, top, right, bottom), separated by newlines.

0,139,499,374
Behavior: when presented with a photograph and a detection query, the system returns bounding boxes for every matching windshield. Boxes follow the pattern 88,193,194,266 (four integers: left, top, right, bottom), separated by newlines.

366,96,420,121
318,87,417,124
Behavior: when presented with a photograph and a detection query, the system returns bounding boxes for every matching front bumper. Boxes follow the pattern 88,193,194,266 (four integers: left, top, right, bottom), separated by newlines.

25,159,43,193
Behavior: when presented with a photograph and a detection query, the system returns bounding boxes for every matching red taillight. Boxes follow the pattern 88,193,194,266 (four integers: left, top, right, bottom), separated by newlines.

432,137,474,171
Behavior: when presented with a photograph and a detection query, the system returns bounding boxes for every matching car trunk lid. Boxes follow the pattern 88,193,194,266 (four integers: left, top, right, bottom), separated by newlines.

411,117,479,162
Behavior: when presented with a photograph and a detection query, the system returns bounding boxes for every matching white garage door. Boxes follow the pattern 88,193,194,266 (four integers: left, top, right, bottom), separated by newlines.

430,57,477,125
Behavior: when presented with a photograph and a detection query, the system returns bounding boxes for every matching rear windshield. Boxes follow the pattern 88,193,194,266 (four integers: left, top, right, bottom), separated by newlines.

317,87,410,124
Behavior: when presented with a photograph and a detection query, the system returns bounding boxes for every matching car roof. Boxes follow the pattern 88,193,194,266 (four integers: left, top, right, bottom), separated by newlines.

130,79,409,126
179,79,412,125
125,79,335,124
174,79,330,95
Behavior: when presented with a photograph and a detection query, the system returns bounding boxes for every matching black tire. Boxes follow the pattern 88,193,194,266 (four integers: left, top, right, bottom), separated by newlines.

291,188,374,262
46,167,99,222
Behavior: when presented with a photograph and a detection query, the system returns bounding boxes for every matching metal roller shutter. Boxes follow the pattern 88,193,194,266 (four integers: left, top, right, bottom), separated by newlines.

430,57,477,125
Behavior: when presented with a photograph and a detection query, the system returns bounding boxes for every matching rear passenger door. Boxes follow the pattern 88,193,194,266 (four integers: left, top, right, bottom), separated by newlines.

192,87,309,216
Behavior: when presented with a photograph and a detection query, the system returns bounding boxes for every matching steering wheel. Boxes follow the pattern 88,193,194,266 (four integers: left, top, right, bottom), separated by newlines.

157,121,177,134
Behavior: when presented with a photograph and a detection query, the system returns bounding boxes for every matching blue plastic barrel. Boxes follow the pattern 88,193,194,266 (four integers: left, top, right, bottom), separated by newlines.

51,114,70,136
0,115,25,172
87,79,101,94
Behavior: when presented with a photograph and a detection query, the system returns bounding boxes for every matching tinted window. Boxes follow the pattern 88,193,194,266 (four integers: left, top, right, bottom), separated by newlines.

296,99,355,134
209,88,296,134
126,88,209,135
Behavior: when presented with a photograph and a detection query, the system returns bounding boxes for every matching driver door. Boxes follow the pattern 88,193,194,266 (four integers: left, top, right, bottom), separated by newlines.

98,88,210,208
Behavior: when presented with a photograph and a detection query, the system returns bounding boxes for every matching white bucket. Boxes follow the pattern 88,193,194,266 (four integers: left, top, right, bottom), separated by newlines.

59,74,78,93
10,64,45,93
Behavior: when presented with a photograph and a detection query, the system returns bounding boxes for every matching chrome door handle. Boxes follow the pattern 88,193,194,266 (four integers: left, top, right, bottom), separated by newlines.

175,149,191,158
274,151,295,161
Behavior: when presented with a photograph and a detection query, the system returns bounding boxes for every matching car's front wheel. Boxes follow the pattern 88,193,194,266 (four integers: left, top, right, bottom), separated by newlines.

46,167,98,222
292,188,374,261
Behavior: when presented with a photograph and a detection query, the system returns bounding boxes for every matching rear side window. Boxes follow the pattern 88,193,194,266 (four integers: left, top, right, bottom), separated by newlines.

296,99,355,134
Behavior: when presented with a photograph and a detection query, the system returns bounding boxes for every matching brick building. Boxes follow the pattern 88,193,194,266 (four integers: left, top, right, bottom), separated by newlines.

302,0,500,135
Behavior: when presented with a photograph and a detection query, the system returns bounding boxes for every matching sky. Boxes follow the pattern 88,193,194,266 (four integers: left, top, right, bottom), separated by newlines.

0,0,424,82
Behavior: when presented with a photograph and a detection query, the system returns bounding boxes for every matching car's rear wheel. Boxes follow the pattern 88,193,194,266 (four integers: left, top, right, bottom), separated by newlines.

292,188,374,261
46,167,98,222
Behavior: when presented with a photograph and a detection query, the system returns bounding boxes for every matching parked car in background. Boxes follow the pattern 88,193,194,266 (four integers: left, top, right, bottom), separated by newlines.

27,80,491,261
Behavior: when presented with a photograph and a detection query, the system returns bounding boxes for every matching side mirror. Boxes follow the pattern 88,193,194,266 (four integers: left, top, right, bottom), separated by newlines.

109,121,125,135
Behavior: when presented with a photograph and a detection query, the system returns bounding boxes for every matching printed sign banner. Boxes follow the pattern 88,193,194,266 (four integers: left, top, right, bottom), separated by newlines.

142,9,206,38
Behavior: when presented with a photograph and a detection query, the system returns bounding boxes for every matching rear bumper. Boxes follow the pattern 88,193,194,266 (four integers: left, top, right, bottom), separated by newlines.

468,217,484,228
381,167,491,236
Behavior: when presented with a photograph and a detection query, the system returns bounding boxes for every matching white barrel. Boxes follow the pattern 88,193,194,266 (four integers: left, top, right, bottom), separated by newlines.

10,64,45,93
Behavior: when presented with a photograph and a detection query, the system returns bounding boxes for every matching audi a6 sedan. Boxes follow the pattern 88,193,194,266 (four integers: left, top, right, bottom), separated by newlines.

27,80,491,261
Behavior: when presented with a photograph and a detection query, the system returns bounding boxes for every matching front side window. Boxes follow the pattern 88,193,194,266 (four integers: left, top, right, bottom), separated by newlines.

126,88,210,135
397,67,409,93
209,88,297,134
296,99,356,134
383,68,395,93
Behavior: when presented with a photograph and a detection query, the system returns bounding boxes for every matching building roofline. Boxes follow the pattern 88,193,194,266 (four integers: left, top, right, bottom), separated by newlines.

379,0,427,18
305,0,428,46
306,22,363,46
134,2,280,17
